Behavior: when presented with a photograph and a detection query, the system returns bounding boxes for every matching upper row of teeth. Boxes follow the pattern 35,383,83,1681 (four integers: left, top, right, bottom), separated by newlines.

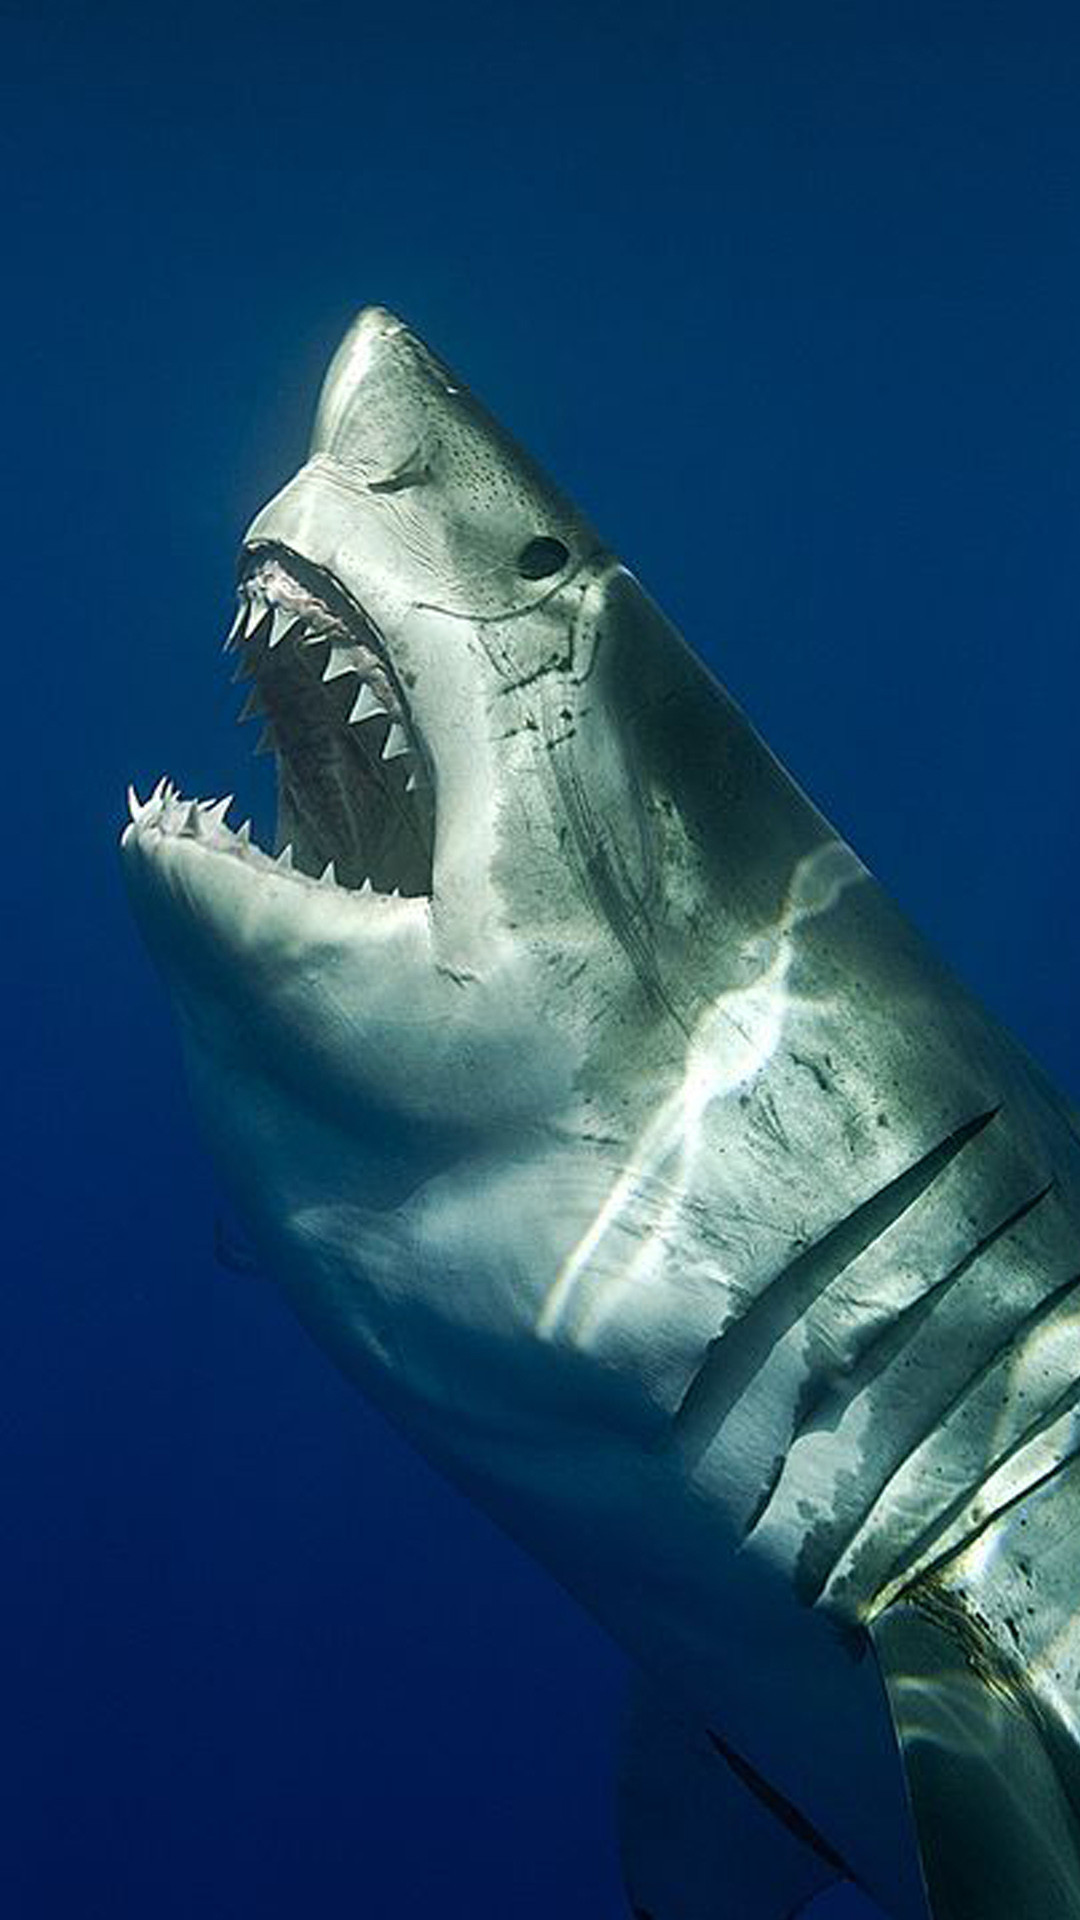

225,588,337,654
227,588,419,789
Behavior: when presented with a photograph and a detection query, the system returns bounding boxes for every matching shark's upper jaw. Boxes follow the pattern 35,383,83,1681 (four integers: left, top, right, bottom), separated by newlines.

229,541,434,897
126,541,435,902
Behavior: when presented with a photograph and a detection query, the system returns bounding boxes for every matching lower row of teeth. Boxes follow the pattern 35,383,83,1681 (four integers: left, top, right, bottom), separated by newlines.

126,779,404,897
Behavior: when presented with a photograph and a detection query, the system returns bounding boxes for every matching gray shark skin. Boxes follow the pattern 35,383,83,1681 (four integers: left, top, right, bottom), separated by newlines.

123,308,1080,1920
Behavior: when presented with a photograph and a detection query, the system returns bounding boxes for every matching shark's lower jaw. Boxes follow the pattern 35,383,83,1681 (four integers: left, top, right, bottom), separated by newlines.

129,543,436,901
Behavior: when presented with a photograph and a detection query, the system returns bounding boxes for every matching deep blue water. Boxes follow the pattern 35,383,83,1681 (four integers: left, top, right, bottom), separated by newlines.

6,4,1080,1915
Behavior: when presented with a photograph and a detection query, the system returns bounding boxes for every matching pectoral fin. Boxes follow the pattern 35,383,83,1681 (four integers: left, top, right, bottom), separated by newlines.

872,1597,1080,1920
617,1675,845,1919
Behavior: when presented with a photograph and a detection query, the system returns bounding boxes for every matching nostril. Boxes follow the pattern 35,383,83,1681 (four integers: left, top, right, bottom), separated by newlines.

517,534,570,580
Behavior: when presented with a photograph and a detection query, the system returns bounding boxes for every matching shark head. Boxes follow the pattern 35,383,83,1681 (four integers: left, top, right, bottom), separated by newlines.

126,310,706,1155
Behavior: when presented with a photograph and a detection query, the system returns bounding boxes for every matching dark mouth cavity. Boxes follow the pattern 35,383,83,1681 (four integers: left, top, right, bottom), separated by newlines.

228,542,434,897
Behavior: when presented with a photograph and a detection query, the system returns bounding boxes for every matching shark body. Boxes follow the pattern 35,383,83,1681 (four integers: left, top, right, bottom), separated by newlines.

124,309,1080,1919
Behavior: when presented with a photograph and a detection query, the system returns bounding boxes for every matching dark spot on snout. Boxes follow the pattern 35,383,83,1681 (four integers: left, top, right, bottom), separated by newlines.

517,535,569,579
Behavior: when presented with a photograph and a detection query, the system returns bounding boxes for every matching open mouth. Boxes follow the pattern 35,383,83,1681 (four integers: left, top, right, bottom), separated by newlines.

129,543,435,900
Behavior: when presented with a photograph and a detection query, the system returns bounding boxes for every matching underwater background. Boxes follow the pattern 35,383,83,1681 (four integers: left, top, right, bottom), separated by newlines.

6,3,1080,1915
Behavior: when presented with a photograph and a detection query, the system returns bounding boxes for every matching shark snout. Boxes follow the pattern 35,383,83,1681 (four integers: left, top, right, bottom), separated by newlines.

310,306,449,490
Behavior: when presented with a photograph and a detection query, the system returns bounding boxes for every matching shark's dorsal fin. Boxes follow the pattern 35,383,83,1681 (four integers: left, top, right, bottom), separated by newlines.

617,1675,843,1919
872,1596,1080,1919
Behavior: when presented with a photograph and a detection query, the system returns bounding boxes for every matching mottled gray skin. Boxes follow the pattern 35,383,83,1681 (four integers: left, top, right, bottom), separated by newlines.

123,310,1080,1920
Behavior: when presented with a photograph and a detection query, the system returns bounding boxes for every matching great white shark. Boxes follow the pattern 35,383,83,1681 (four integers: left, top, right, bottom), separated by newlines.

123,307,1080,1920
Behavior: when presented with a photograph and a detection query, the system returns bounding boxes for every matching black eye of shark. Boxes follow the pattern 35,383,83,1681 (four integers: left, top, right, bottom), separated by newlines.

517,534,570,579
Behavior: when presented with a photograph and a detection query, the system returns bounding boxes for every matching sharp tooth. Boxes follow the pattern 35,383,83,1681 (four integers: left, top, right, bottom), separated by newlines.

236,819,252,845
127,783,145,822
381,721,409,761
205,795,233,829
349,682,388,725
223,602,247,651
322,643,355,682
254,724,278,757
274,843,294,870
405,770,418,793
266,606,294,649
319,860,338,886
359,876,373,895
244,596,268,639
237,685,264,723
